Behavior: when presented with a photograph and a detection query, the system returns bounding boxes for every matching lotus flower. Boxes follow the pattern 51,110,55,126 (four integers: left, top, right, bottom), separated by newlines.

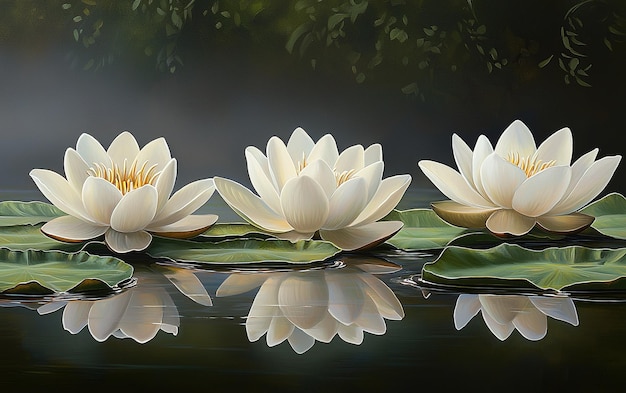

418,120,621,236
216,258,404,354
214,128,411,250
30,132,218,253
454,294,579,341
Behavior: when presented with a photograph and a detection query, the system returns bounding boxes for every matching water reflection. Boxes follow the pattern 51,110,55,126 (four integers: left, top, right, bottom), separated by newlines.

454,294,579,341
216,258,404,354
36,265,212,343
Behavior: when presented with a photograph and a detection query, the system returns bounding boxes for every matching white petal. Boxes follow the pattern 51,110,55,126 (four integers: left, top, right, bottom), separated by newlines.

485,209,536,236
267,136,297,191
326,271,365,325
512,307,547,341
350,174,412,226
299,159,337,199
148,214,218,237
303,313,338,343
324,177,368,230
107,131,140,167
37,301,67,315
215,273,268,297
418,161,493,208
76,133,111,167
134,137,172,171
287,328,316,354
529,296,579,326
162,268,213,306
154,159,177,214
472,135,494,200
118,290,164,343
214,177,292,232
550,155,622,215
150,179,215,227
278,273,329,330
64,148,90,193
354,294,386,335
87,291,132,342
481,311,515,341
320,221,403,251
533,127,572,166
41,215,108,241
452,134,475,189
337,324,364,345
246,148,282,214
512,166,571,217
280,176,329,233
245,146,271,178
105,229,153,253
561,149,599,199
246,276,282,342
286,127,315,165
110,185,158,232
494,119,537,159
30,169,92,222
266,315,295,347
335,144,365,173
480,153,527,208
453,294,481,330
479,295,524,325
62,301,91,334
358,273,404,320
82,177,123,225
353,161,384,201
364,143,383,166
307,134,339,165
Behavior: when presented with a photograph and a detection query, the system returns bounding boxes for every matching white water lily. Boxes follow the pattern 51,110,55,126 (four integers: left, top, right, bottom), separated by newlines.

216,259,404,354
454,294,579,341
30,132,218,253
214,128,411,250
418,120,622,235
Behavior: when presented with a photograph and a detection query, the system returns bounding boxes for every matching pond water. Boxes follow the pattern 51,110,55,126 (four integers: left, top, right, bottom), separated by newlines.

2,188,626,391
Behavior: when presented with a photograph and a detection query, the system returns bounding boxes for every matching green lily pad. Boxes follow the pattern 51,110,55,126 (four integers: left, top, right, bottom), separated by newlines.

0,201,65,226
201,223,270,239
382,209,467,250
0,225,87,252
147,237,341,264
422,243,626,291
0,248,133,294
580,193,626,240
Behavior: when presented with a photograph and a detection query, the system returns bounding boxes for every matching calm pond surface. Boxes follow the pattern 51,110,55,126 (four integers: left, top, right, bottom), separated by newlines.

1,188,626,392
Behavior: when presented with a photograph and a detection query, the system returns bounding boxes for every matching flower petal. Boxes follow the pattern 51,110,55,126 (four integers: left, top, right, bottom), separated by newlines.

354,294,386,335
454,294,481,330
299,159,337,199
431,200,497,228
110,185,158,232
480,153,527,208
118,290,164,343
307,134,339,165
134,137,172,171
512,166,571,217
472,135,494,200
214,177,292,232
246,276,281,342
320,221,403,251
324,177,368,230
335,144,365,173
482,311,515,341
87,290,132,342
287,327,316,354
529,296,579,326
286,127,315,165
303,313,338,343
149,214,218,238
512,306,547,341
494,119,537,159
358,273,404,320
533,127,573,166
150,179,215,227
364,143,383,166
62,301,91,334
485,209,536,236
452,134,475,189
280,176,329,233
246,148,282,214
30,169,92,222
561,149,598,199
350,174,412,226
267,136,297,191
215,273,268,297
41,215,108,242
536,213,594,234
76,133,111,167
107,131,140,167
419,161,493,208
64,148,90,193
354,161,384,201
266,315,295,347
337,324,364,345
162,268,213,306
154,159,177,214
82,177,123,225
105,229,153,253
326,271,365,325
278,273,328,330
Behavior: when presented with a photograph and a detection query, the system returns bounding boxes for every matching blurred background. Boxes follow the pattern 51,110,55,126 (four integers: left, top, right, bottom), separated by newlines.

1,0,624,195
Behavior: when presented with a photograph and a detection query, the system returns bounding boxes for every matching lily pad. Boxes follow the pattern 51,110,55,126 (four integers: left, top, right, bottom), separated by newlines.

422,244,626,291
0,201,65,226
0,248,132,294
147,237,341,264
0,225,87,252
580,193,626,240
382,209,467,250
201,223,270,239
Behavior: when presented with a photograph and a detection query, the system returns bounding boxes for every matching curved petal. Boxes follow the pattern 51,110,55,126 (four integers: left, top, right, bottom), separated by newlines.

364,143,383,166
118,290,163,344
482,311,515,341
30,169,93,222
529,296,579,326
246,148,282,214
287,327,316,354
64,148,90,193
454,294,481,330
353,161,384,201
326,271,365,325
452,134,475,188
62,301,91,334
472,135,494,200
320,221,403,251
154,159,177,214
335,144,365,173
307,134,339,166
245,146,271,177
354,294,386,335
299,159,337,199
533,127,573,166
216,273,268,297
107,131,140,167
267,136,297,191
87,291,132,342
82,177,123,225
485,209,536,236
214,177,292,232
549,155,622,215
162,268,213,306
512,166,571,217
303,313,338,343
280,176,329,233
76,133,111,167
41,215,108,242
324,177,368,230
134,137,172,171
480,153,527,209
148,214,218,238
494,119,536,159
358,273,404,320
431,200,496,228
286,127,315,165
561,149,598,199
150,179,215,227
337,324,364,345
266,315,295,347
105,229,153,253
536,213,594,234
246,276,281,342
278,273,328,330
479,295,524,325
419,161,493,208
512,307,547,341
350,174,412,226
110,185,158,232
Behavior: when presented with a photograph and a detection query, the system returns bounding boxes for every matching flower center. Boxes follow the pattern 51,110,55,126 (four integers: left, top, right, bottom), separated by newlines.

296,153,357,186
507,153,556,177
88,160,159,195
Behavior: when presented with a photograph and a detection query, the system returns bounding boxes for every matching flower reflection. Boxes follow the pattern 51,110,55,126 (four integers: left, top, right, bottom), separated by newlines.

216,258,404,354
454,294,579,341
37,265,212,344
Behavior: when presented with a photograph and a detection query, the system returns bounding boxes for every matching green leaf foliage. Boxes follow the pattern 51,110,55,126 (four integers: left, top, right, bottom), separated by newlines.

383,209,467,250
580,193,626,240
147,237,341,264
0,225,87,252
0,201,65,226
422,244,626,291
0,248,132,294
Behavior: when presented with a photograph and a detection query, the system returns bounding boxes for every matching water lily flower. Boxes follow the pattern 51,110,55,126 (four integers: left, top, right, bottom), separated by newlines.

454,294,579,341
418,120,621,236
214,128,411,250
30,132,218,253
216,258,404,354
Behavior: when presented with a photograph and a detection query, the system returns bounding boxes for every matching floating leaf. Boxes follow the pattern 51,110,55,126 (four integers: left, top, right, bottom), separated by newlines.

580,193,626,240
0,225,88,252
422,244,626,291
0,248,132,294
383,209,467,251
0,201,65,227
147,237,341,264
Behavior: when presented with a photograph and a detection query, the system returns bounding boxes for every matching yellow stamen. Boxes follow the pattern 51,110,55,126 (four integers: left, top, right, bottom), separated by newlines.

507,152,556,177
295,152,358,186
88,160,159,195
